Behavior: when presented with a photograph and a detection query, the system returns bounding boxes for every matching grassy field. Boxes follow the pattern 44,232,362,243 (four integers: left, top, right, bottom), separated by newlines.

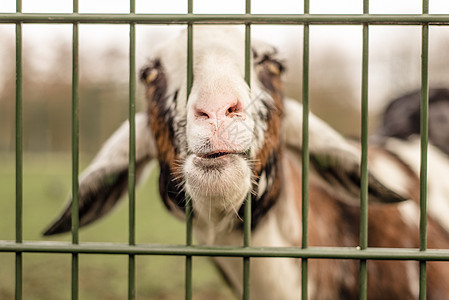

0,153,235,300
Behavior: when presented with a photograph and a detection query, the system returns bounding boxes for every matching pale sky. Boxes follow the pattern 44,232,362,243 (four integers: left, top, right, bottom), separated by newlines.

1,0,449,112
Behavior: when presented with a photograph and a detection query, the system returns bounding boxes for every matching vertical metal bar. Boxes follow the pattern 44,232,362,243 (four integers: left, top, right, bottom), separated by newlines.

15,0,23,299
185,1,194,299
359,1,369,299
128,1,136,299
419,1,429,298
15,0,22,244
243,7,252,250
129,2,136,248
243,5,252,245
71,0,80,247
242,2,252,300
71,1,80,300
301,1,310,299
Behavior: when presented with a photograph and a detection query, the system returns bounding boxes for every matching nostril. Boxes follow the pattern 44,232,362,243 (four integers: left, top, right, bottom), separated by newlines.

226,103,243,117
195,109,210,119
227,106,239,114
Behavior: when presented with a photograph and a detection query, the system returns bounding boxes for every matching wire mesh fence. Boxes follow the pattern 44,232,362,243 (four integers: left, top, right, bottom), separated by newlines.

1,0,449,299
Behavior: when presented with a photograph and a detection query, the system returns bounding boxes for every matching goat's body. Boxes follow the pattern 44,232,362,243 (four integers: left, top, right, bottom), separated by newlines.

195,148,449,300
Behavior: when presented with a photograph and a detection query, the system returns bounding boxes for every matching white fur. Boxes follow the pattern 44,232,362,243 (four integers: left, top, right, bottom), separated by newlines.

385,137,449,233
397,201,420,229
80,112,156,183
405,261,420,299
368,149,412,200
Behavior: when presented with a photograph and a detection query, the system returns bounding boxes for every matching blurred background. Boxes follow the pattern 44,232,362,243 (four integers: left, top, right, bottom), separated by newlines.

2,0,449,299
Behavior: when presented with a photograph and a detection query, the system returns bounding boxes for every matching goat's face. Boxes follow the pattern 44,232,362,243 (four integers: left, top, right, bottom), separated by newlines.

184,52,254,217
140,27,284,227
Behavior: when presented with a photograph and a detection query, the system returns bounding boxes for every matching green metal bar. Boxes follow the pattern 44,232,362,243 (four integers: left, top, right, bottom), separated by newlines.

15,253,22,300
71,0,80,248
3,13,449,25
15,0,23,299
243,8,252,249
128,255,135,300
301,1,310,299
358,2,370,299
185,24,193,250
185,28,194,250
2,242,449,260
71,1,79,300
15,0,22,249
423,0,429,16
128,0,136,298
359,23,369,300
243,2,251,298
359,0,369,299
71,250,78,300
419,0,429,296
243,24,252,249
185,1,193,298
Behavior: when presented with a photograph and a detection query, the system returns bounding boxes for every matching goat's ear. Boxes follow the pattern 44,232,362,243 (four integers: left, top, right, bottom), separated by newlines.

43,112,157,236
283,98,408,205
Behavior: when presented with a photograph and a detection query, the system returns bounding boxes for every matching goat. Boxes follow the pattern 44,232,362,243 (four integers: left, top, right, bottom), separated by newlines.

44,27,449,299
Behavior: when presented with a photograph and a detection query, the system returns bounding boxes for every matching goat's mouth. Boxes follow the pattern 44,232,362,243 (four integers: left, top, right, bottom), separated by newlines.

197,151,247,159
192,151,248,169
184,149,253,211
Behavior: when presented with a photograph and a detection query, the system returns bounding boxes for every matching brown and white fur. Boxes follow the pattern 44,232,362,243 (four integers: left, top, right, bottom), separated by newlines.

44,27,449,299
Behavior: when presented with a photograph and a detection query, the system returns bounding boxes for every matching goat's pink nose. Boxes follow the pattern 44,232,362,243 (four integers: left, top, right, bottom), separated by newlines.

194,98,244,122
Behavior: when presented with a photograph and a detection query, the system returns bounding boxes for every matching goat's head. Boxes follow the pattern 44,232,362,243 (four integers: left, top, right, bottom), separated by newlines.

139,27,284,229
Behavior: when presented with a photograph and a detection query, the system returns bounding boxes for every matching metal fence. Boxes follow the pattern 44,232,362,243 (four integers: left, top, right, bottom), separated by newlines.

1,0,449,299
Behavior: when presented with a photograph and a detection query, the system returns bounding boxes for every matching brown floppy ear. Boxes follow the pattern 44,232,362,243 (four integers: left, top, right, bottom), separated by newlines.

43,112,157,236
283,98,408,206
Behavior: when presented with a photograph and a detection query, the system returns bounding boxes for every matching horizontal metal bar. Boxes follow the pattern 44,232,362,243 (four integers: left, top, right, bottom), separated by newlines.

1,241,449,261
2,13,449,25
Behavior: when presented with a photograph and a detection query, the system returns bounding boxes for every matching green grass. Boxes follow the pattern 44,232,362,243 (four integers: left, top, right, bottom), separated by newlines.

0,152,235,300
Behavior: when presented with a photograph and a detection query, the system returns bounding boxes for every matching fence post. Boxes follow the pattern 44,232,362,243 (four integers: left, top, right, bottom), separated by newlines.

128,1,137,299
419,1,429,298
15,0,23,298
301,1,310,299
71,1,80,299
242,2,252,300
359,1,370,298
185,1,194,298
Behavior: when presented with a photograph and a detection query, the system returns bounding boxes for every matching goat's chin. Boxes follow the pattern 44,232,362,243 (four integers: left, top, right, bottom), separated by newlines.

184,153,252,223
